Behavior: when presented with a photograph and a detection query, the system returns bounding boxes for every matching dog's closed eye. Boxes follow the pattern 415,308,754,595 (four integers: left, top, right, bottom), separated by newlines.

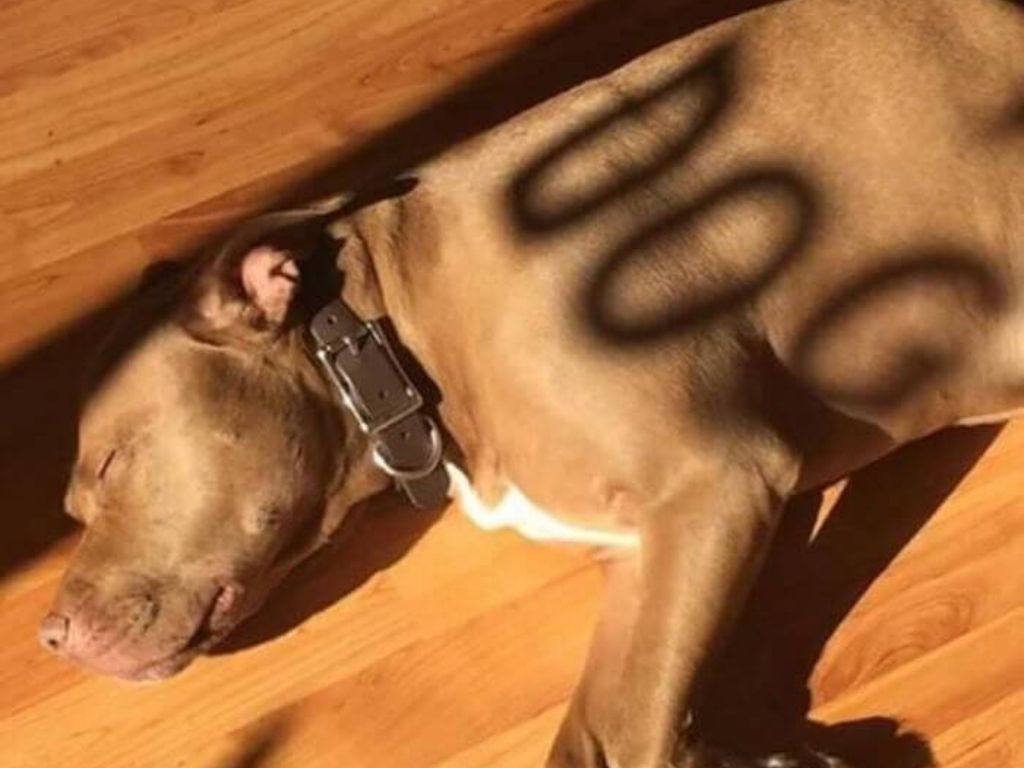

97,449,117,481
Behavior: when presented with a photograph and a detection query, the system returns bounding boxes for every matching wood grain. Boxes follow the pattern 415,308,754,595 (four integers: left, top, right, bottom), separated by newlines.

0,0,1020,766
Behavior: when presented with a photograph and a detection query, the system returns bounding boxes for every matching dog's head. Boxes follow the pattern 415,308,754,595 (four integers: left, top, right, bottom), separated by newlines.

40,206,389,681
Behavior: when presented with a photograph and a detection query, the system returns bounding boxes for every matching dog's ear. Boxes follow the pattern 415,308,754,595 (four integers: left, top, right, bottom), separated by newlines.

200,243,302,332
239,245,301,326
184,195,352,341
186,242,302,338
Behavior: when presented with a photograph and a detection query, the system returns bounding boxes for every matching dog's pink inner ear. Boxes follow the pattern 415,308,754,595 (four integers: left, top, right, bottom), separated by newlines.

240,245,300,326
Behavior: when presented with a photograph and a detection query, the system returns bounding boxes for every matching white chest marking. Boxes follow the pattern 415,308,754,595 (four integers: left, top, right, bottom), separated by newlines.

445,462,639,549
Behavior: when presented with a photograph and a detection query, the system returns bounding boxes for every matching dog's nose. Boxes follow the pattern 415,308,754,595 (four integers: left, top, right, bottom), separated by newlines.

39,613,71,653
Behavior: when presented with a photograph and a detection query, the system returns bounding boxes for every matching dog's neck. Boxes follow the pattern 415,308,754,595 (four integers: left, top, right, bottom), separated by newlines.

326,196,508,503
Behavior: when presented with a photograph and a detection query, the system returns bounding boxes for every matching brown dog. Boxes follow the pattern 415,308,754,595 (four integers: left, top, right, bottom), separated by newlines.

42,0,1022,765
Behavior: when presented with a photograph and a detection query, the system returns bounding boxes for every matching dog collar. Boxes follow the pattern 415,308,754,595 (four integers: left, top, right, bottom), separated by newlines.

308,299,450,509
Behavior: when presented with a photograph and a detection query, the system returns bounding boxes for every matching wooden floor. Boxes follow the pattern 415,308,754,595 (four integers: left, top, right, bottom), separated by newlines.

0,0,1021,766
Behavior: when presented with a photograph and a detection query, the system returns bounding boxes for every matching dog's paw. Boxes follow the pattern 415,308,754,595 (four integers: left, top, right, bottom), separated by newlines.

755,748,852,767
701,745,853,768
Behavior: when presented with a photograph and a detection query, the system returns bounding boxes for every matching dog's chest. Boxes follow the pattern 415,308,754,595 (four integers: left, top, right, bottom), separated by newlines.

445,462,639,548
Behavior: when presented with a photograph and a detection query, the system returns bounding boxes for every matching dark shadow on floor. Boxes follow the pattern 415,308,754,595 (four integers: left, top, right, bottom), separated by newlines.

696,424,1002,767
218,712,293,768
0,306,121,576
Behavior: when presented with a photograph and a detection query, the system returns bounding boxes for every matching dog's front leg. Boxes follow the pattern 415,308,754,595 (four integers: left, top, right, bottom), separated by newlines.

549,466,784,768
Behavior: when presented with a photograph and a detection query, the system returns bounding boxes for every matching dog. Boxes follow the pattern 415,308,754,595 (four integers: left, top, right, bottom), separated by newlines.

40,0,1022,765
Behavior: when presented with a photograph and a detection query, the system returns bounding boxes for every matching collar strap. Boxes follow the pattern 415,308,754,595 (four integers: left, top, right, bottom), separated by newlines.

308,299,449,509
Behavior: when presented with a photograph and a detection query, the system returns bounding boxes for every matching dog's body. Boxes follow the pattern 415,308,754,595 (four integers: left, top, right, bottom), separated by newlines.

42,0,1022,765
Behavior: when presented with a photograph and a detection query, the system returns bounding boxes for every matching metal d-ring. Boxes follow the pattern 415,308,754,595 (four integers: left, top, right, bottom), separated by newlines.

371,417,444,481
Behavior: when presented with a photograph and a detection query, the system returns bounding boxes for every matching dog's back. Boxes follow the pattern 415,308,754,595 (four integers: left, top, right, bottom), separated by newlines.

390,0,1024,494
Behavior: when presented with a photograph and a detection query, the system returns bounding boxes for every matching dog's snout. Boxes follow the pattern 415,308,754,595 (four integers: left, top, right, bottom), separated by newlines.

39,577,165,666
39,613,70,653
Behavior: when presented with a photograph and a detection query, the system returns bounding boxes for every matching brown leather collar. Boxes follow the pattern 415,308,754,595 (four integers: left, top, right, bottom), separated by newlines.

307,299,449,509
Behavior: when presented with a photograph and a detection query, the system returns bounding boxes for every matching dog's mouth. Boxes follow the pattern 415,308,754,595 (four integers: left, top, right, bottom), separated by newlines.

187,584,240,649
104,584,244,682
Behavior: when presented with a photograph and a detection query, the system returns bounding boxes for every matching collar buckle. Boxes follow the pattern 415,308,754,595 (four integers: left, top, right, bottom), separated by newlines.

311,314,424,435
308,299,449,509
